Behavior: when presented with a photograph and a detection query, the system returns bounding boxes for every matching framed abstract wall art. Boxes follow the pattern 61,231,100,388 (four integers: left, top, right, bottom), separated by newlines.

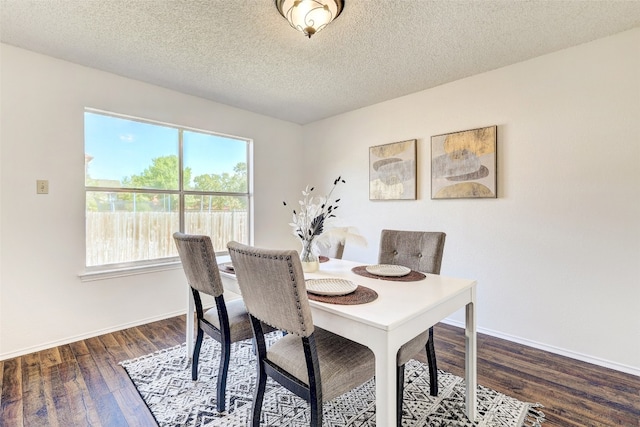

369,139,417,200
431,125,497,199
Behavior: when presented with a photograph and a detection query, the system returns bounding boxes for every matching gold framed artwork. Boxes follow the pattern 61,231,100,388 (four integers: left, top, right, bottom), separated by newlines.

431,126,497,199
369,139,417,200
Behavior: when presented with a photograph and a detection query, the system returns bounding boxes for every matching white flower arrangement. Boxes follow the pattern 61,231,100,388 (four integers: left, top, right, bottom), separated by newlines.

283,176,344,262
284,176,366,264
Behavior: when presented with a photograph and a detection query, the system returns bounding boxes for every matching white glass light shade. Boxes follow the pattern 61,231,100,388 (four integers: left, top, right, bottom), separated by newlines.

276,0,344,38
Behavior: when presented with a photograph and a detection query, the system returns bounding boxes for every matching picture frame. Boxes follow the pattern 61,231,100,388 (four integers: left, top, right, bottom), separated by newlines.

431,125,497,199
369,139,417,200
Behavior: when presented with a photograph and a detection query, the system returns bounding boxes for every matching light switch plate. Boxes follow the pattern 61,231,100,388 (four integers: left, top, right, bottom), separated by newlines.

37,180,49,194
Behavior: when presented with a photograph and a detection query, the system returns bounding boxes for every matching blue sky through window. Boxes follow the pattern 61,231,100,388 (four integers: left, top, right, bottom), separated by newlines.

84,112,247,185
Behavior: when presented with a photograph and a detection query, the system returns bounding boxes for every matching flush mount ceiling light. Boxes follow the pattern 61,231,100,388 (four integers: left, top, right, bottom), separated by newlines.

276,0,344,38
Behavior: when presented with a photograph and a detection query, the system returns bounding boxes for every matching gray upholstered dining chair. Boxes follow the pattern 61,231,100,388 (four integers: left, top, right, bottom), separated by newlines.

378,229,446,426
318,241,345,259
227,241,375,427
173,232,256,414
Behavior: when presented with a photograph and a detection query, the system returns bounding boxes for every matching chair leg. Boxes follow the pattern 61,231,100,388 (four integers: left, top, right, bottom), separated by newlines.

396,364,405,427
426,327,438,396
191,327,204,381
310,385,323,427
251,363,267,427
216,340,231,413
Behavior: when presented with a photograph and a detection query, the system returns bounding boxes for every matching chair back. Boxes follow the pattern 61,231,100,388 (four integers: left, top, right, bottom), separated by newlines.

173,232,224,297
227,241,314,337
319,241,345,259
378,229,446,274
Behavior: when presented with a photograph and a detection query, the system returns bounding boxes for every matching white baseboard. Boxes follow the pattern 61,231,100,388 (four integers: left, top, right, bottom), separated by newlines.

441,319,640,377
0,309,187,361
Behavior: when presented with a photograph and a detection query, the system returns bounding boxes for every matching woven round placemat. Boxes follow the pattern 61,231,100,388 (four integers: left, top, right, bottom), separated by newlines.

307,285,378,305
351,265,426,282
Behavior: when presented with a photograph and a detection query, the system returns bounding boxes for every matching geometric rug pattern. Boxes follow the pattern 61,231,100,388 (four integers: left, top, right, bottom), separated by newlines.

120,334,544,427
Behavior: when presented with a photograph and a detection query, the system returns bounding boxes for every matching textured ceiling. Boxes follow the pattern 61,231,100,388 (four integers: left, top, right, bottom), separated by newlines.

2,1,640,124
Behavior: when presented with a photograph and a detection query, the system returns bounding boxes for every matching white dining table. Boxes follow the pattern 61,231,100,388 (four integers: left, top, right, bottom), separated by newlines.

186,258,477,425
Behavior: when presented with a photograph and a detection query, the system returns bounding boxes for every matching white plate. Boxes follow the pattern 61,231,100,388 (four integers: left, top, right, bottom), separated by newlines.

218,262,235,273
305,278,357,296
365,264,411,277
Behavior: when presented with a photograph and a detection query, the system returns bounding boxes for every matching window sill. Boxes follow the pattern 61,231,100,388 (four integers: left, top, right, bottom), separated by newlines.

79,261,183,282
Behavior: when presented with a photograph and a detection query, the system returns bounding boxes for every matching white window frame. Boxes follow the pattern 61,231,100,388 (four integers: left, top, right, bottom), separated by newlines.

80,109,253,281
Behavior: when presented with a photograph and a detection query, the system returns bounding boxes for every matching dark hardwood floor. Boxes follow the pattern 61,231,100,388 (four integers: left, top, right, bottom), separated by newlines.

1,317,638,426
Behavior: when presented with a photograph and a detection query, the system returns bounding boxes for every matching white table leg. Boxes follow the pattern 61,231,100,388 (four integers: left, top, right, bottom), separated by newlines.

186,289,195,359
465,293,477,422
374,341,398,426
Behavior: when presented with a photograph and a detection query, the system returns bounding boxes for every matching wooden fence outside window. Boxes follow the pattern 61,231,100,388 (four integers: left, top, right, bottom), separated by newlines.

86,211,248,266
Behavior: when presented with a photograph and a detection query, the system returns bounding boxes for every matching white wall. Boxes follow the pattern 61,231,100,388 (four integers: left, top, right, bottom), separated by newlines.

0,44,303,359
301,29,640,374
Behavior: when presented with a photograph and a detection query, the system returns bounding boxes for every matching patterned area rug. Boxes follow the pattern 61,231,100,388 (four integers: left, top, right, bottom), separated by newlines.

120,334,544,426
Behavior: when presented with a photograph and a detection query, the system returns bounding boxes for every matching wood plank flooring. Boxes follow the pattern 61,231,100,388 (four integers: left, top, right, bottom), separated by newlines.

1,317,638,426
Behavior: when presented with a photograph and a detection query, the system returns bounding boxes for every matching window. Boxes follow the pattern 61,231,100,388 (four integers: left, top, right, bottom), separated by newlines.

84,110,251,269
